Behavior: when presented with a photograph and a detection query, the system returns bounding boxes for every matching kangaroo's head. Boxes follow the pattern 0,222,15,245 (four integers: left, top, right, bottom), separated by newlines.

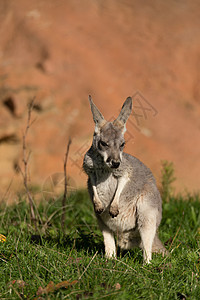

89,95,132,169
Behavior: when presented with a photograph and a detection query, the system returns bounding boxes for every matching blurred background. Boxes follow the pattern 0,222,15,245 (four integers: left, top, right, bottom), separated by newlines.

0,0,200,202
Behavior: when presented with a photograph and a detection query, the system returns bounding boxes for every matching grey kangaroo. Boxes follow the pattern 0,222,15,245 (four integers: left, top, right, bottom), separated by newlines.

83,96,167,263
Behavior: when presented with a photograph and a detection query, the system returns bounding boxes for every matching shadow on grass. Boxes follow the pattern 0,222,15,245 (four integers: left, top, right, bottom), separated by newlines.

30,227,105,255
30,230,144,262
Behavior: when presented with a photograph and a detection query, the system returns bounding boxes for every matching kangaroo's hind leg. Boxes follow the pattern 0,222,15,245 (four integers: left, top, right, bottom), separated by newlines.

97,217,116,258
139,218,156,263
152,233,168,255
137,196,159,263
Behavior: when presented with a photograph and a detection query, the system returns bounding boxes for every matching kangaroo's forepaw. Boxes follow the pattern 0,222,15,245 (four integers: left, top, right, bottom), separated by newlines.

94,202,104,214
109,205,119,218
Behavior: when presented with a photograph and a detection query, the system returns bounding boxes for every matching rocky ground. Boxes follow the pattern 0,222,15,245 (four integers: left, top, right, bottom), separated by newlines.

0,0,200,202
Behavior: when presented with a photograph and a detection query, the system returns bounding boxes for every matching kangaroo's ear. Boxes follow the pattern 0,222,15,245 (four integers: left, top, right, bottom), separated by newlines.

113,97,132,131
88,95,106,131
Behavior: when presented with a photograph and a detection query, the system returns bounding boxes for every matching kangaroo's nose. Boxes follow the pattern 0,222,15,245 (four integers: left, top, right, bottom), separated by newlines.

111,161,120,169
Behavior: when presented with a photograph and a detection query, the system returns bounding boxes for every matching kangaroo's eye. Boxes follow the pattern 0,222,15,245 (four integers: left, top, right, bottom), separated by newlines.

120,142,125,148
99,140,108,147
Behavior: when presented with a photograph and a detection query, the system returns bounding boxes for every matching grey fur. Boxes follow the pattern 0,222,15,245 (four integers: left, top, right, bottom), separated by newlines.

83,96,167,263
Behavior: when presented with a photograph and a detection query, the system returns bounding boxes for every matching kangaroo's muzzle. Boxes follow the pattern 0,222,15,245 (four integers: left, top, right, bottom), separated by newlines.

111,160,120,169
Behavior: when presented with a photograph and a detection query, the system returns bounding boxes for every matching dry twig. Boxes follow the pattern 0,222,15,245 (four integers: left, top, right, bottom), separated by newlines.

19,99,37,228
61,137,72,232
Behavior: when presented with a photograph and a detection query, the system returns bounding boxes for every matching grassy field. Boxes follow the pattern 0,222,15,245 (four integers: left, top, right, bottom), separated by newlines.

0,189,199,299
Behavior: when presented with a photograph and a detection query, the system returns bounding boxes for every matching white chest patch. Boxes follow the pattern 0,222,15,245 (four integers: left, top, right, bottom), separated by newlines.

96,172,117,206
95,171,137,233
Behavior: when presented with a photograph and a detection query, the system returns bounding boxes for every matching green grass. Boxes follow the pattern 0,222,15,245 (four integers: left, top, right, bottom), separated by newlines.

0,190,200,299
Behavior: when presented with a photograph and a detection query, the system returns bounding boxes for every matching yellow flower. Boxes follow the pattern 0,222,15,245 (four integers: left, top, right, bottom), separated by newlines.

0,234,6,242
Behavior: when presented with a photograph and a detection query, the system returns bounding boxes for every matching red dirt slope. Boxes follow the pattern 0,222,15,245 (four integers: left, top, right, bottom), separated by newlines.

0,0,200,201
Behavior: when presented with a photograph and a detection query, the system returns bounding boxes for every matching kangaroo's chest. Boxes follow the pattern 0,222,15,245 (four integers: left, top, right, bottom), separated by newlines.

96,171,117,205
95,170,138,233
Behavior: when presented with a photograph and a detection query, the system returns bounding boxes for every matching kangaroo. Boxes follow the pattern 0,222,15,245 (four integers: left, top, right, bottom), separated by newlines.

83,96,167,263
